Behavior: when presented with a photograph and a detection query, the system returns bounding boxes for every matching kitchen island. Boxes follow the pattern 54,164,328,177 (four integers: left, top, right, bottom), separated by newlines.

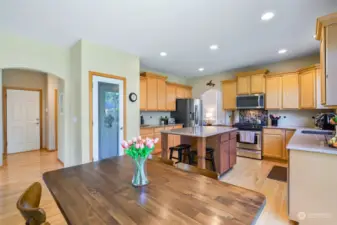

161,126,238,175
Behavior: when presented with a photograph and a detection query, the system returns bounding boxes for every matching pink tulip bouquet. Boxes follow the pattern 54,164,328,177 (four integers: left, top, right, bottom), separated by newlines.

121,136,159,160
121,136,159,186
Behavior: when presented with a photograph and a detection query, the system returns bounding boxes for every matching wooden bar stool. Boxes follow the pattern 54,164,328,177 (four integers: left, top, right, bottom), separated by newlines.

17,182,50,225
169,144,192,164
190,147,216,172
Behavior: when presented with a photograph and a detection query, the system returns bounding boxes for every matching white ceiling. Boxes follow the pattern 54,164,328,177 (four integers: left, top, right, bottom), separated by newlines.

1,0,337,77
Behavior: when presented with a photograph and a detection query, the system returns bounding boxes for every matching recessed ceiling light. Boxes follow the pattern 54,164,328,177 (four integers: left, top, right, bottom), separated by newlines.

261,12,275,21
160,52,167,56
198,68,204,72
210,45,219,50
278,49,287,54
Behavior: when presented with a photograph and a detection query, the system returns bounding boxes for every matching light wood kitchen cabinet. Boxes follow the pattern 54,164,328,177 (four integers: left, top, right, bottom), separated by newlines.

176,86,186,98
236,69,268,95
157,78,166,111
221,79,237,110
263,129,285,160
282,72,299,109
299,68,316,109
166,83,176,111
316,12,337,106
237,76,251,95
140,76,147,110
265,76,282,109
146,76,158,110
140,73,192,111
285,130,295,160
250,74,265,94
185,88,192,98
141,124,182,155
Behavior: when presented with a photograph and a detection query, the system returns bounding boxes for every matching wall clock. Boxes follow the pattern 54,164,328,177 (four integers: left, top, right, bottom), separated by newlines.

129,92,137,102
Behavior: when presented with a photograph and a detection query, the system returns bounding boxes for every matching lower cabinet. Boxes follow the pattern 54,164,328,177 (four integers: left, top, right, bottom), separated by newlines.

140,124,183,155
263,128,294,161
219,131,237,174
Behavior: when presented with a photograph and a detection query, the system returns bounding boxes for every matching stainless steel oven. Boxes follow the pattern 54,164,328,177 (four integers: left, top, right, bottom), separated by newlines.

236,130,262,159
236,94,265,109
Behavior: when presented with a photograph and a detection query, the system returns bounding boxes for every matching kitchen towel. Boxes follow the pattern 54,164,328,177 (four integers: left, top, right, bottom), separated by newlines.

240,131,255,144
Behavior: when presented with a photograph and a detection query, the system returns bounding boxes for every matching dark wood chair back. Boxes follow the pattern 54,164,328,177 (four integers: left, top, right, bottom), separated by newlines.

149,155,175,166
17,182,50,225
176,163,219,180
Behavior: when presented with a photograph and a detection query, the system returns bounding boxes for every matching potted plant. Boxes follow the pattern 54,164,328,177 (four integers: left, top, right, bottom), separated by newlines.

121,136,159,186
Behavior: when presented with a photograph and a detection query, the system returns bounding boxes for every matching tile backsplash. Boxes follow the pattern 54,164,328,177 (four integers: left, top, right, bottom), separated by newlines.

141,111,171,125
239,110,268,125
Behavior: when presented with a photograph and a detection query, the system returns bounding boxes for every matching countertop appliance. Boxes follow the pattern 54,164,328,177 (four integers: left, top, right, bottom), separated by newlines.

171,99,203,127
314,113,336,130
236,94,265,109
233,123,262,160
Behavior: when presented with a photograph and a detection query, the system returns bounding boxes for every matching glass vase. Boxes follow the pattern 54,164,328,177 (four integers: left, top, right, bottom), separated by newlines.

132,157,149,187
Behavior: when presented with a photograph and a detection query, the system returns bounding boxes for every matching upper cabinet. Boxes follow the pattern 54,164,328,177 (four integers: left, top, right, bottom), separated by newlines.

140,72,192,111
176,86,186,98
140,76,147,110
298,67,316,109
316,12,337,106
222,79,237,110
157,78,167,111
251,74,266,94
236,70,268,95
166,82,176,111
282,72,299,109
237,76,251,95
265,75,282,109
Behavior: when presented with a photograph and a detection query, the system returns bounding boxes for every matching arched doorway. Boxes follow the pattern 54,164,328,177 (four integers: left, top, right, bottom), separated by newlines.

1,68,66,166
200,88,233,125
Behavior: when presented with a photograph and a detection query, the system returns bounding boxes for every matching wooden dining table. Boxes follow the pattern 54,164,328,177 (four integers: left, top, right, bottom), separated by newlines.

43,156,266,225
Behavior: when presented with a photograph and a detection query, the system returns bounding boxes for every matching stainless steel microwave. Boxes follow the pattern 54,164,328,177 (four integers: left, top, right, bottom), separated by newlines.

236,94,265,109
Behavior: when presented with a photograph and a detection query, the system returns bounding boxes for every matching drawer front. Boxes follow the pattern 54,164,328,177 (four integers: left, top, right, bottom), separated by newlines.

221,133,229,142
140,128,154,136
230,131,237,139
154,127,165,133
263,128,284,135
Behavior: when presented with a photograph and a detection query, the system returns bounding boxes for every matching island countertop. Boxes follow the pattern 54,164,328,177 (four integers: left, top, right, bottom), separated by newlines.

160,126,238,137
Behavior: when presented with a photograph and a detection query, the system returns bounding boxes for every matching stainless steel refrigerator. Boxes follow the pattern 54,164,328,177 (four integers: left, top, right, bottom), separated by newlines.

171,99,203,127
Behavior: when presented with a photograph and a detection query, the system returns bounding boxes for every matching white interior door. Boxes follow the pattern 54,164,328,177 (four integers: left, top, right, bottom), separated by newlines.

7,89,40,154
92,76,124,161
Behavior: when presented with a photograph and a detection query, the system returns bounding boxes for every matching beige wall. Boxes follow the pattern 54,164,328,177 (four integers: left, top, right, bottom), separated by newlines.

2,69,48,148
80,40,140,164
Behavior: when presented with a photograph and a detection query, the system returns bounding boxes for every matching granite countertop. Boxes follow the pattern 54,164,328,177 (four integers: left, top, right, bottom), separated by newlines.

161,126,238,137
287,128,337,155
140,124,183,128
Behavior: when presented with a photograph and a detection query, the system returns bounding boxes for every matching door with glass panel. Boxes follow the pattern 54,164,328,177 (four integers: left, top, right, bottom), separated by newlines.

92,76,124,161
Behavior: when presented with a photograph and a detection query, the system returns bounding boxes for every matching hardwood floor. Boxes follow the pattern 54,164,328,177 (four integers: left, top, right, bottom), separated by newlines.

0,151,292,225
220,157,292,225
0,150,66,225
